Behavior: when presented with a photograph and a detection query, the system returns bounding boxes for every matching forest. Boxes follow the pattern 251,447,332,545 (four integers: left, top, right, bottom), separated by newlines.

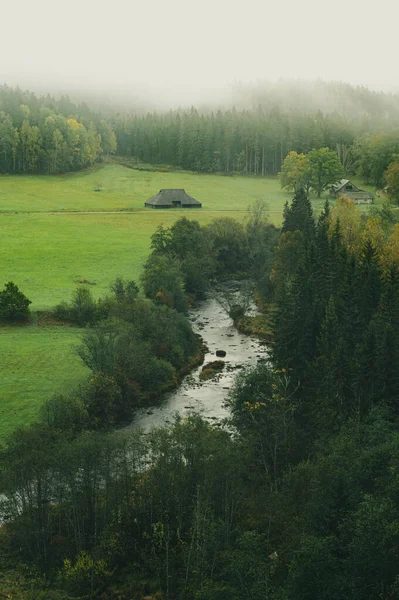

0,86,116,174
2,188,399,598
2,81,399,192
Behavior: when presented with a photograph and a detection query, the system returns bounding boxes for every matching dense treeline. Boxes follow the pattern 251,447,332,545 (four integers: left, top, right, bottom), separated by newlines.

114,108,399,185
3,81,399,181
0,85,116,173
113,81,399,177
114,107,356,175
273,190,399,431
141,213,279,310
2,199,399,597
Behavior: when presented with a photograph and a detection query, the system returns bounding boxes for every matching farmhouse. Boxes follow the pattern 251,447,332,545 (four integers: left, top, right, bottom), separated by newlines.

330,179,374,204
144,189,202,209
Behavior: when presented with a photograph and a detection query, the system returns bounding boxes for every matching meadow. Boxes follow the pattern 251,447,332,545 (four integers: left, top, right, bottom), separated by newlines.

0,163,378,437
0,326,89,437
0,162,292,213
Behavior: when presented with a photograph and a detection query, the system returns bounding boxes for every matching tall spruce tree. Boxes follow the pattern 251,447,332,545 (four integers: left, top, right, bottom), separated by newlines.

313,296,349,430
356,239,382,328
355,321,379,417
282,188,315,238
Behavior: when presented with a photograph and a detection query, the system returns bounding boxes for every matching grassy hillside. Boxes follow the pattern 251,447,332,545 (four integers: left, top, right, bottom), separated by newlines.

0,164,379,437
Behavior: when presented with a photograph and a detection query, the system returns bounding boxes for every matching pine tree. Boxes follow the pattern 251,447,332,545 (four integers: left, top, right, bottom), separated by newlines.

282,188,315,238
273,262,317,383
373,265,399,410
313,296,349,429
376,324,399,408
355,321,379,417
356,239,382,328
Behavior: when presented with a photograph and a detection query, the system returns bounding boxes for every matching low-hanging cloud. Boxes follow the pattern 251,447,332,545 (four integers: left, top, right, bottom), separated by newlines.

1,0,398,106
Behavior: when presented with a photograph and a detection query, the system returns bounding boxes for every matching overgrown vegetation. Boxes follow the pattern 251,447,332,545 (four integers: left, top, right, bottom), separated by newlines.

141,212,278,312
52,275,201,427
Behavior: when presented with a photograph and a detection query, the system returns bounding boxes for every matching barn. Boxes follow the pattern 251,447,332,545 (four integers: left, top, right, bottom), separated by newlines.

330,179,374,204
144,189,202,209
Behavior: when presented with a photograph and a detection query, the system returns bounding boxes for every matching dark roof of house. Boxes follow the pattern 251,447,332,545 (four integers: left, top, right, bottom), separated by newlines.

145,189,202,207
331,179,351,192
331,179,374,199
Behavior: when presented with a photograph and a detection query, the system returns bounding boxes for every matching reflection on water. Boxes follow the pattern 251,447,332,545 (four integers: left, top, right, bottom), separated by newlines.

127,290,269,432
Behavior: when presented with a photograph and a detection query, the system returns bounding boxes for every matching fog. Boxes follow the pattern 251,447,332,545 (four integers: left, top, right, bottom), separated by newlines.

1,0,398,108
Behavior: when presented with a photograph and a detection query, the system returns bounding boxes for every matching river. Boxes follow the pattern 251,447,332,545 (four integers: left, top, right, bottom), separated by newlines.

127,288,269,431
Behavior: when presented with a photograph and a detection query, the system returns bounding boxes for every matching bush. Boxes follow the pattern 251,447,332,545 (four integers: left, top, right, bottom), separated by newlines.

71,288,98,326
108,277,139,320
128,300,198,369
199,360,225,380
55,287,102,326
141,254,187,313
40,393,89,433
110,277,139,304
61,551,112,598
0,281,31,322
82,373,127,427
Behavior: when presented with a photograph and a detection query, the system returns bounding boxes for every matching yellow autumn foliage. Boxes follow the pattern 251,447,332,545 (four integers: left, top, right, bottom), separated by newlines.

67,118,80,131
329,196,362,250
360,217,385,258
382,223,399,268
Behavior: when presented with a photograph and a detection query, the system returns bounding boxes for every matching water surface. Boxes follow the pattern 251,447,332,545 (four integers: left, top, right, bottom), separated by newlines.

129,291,268,431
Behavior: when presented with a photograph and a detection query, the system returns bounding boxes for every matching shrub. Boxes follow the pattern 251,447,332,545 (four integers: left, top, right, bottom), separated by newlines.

108,277,139,321
141,254,187,313
71,287,98,326
40,393,89,433
199,360,225,380
110,277,139,304
82,373,126,427
0,281,31,322
55,287,102,326
54,300,71,322
61,551,112,598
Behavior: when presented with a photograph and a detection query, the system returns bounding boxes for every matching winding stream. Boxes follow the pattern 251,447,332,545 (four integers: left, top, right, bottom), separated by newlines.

128,288,269,431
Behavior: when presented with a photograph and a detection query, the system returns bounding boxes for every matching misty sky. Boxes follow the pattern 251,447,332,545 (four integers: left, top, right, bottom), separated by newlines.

1,0,398,104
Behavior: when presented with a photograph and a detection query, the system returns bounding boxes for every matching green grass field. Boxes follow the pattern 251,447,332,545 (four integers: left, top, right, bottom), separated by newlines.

0,164,379,437
0,326,89,438
1,210,247,311
0,163,293,213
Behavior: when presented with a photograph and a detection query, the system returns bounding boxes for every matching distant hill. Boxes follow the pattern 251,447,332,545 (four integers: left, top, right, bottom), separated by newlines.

228,80,399,120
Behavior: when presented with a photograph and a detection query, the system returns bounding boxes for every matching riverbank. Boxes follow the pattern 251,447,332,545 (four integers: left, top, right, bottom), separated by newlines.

128,293,269,431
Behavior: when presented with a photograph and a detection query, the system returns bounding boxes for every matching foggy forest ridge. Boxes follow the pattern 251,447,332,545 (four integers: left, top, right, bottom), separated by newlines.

2,78,399,117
